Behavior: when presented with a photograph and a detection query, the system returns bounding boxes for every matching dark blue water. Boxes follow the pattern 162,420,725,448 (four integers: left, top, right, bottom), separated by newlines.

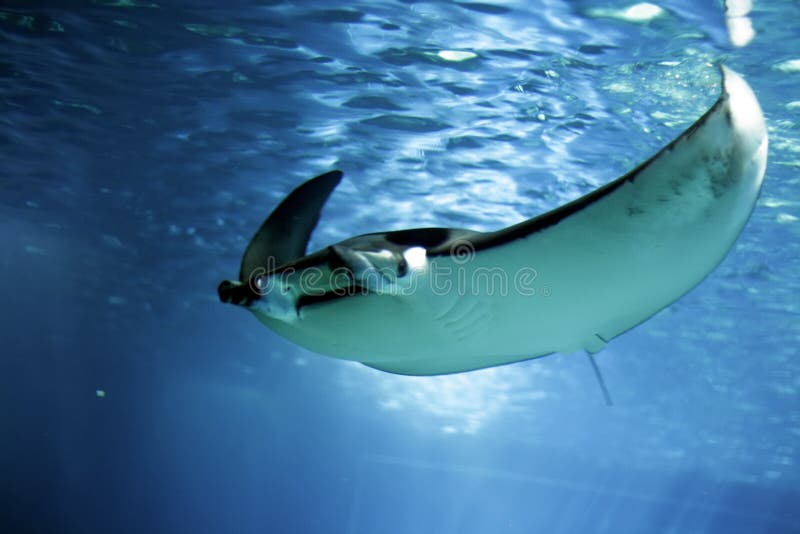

2,1,799,533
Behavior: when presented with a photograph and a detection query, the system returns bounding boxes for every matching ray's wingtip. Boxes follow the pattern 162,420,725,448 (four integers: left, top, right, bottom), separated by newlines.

715,65,757,106
716,63,740,96
716,64,766,137
719,63,741,81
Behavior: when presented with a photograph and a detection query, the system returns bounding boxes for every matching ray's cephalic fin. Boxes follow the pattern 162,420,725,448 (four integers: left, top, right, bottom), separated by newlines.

218,170,343,306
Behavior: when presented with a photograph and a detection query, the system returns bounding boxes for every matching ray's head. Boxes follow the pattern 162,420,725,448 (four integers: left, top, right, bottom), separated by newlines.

218,240,428,323
217,169,431,324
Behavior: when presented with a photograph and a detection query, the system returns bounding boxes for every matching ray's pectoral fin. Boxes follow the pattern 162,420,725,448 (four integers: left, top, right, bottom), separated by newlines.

239,170,343,282
219,66,768,378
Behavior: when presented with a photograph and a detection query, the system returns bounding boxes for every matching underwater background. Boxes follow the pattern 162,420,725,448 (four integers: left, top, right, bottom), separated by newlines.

2,1,799,533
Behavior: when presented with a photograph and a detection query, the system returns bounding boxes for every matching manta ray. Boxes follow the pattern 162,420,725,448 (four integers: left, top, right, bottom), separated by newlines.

219,66,767,377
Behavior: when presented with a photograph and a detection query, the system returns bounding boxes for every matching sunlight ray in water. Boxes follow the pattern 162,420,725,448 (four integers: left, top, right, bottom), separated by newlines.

341,363,550,435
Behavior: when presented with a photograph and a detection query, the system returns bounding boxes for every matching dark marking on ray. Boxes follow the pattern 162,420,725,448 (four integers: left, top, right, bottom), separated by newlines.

626,206,645,216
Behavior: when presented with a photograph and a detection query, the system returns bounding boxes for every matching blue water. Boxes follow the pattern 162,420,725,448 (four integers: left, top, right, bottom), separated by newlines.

2,1,799,533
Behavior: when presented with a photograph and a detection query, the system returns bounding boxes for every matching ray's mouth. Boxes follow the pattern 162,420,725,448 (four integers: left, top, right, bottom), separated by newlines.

218,271,373,314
